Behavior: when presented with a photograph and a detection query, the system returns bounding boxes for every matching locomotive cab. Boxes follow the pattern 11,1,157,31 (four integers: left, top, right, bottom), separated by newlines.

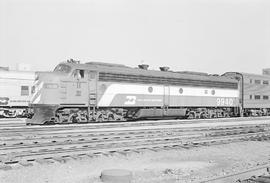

27,62,93,124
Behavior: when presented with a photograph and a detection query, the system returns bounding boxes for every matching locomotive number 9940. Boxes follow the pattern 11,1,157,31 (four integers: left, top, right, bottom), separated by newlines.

216,98,234,106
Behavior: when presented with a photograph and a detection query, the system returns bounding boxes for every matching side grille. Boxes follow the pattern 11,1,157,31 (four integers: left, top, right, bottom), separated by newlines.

99,72,238,89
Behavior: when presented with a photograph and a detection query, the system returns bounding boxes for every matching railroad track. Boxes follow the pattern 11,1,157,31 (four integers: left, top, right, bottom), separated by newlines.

1,117,270,139
1,125,265,150
1,123,270,169
0,124,267,145
1,117,270,173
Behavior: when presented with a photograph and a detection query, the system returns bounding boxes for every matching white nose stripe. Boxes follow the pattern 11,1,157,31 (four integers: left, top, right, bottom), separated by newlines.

32,94,41,104
31,81,44,102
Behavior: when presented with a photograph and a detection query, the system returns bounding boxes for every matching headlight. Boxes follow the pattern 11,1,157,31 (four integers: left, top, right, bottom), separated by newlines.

35,74,39,81
44,83,59,89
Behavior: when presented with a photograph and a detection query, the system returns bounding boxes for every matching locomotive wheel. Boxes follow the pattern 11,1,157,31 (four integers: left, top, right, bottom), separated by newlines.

96,112,105,122
68,114,78,123
53,116,61,124
211,114,217,118
188,112,195,119
76,114,88,123
3,112,16,118
96,115,104,122
108,114,115,121
200,112,209,119
44,121,55,125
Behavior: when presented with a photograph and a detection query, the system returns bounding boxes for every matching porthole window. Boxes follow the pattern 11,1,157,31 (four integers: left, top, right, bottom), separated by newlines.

148,86,153,93
211,90,215,95
179,88,183,94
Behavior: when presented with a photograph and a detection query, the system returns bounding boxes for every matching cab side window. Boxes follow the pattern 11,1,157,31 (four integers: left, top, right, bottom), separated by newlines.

79,70,84,78
73,70,85,79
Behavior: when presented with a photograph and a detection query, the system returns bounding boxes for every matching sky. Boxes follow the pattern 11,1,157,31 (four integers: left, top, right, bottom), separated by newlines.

0,0,269,74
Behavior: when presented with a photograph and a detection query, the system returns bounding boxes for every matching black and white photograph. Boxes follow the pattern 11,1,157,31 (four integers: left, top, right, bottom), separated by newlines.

0,0,270,182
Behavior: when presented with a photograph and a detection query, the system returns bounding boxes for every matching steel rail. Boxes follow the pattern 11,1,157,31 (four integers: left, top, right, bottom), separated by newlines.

1,130,269,166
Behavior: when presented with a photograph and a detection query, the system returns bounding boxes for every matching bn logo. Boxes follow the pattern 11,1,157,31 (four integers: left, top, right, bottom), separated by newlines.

124,96,136,105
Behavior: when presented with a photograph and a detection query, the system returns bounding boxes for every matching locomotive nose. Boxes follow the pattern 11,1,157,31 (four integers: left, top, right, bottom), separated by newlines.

27,73,61,125
30,73,60,104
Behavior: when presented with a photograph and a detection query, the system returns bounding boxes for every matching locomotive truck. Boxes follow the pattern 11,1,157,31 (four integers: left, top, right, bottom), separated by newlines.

27,59,241,124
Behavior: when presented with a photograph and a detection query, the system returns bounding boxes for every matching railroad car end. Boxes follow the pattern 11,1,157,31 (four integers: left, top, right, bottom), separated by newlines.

223,72,270,117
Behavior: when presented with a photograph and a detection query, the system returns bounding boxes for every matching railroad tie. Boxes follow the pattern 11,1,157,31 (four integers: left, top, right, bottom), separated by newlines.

52,157,67,163
19,160,33,167
35,158,54,165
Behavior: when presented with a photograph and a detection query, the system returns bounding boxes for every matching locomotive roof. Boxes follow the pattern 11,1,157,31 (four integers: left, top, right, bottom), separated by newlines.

224,71,270,80
241,72,270,79
61,61,237,83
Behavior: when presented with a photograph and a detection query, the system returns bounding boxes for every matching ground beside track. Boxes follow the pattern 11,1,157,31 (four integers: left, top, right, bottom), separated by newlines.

1,141,270,183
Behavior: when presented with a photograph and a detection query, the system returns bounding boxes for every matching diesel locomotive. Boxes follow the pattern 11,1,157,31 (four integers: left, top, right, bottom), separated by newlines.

27,59,241,124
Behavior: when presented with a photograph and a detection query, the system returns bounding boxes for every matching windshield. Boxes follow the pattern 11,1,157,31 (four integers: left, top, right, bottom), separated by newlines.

53,64,72,73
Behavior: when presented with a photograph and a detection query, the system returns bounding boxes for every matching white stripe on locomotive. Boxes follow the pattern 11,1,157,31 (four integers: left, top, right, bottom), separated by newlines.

32,93,41,104
30,81,44,102
98,83,239,106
